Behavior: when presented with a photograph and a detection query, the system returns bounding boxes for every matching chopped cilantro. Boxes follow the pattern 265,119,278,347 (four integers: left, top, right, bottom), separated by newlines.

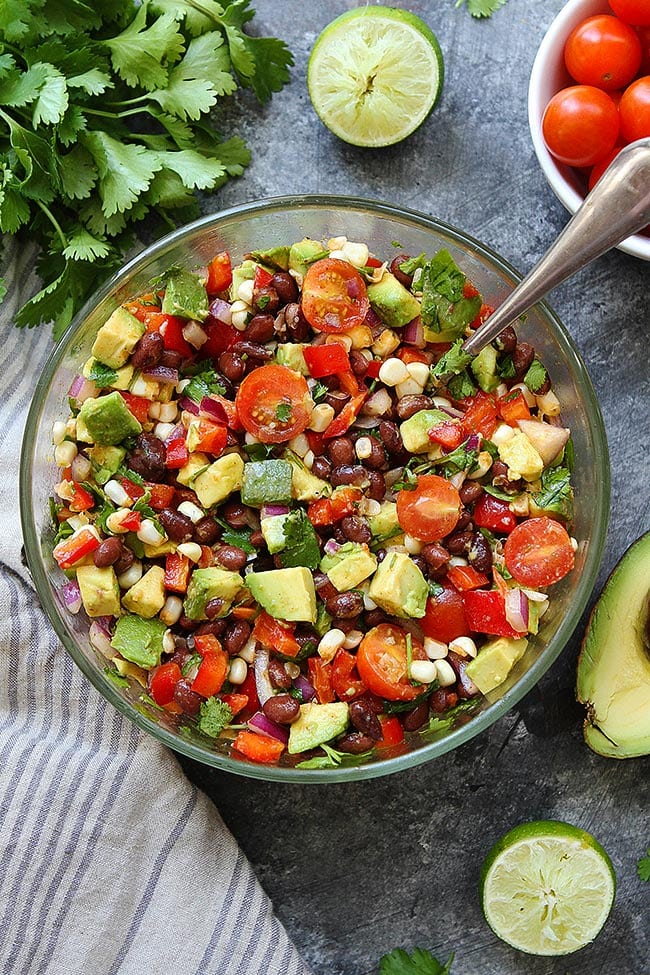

304,249,330,264
430,341,474,384
380,947,454,975
214,517,256,555
244,442,276,462
53,519,74,545
183,366,226,403
431,438,478,475
197,697,234,739
532,466,574,520
421,700,482,738
181,653,202,678
133,491,164,535
275,510,321,570
314,602,333,637
456,0,509,18
296,741,375,769
423,249,465,303
96,499,117,534
428,580,444,598
483,483,519,502
447,369,476,400
393,467,418,492
256,293,270,310
311,381,329,404
117,465,144,487
87,361,118,387
524,359,548,393
399,252,427,275
497,354,516,380
384,689,433,714
637,848,650,882
275,402,292,423
104,667,130,689
49,497,61,531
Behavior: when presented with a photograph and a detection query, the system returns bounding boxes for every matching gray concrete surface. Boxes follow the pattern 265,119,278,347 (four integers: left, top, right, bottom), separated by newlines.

180,2,650,972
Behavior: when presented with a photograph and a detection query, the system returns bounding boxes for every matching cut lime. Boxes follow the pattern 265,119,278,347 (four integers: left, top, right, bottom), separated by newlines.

480,821,616,956
307,6,444,148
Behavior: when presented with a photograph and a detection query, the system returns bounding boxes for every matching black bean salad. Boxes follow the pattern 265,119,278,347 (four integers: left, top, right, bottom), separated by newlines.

50,236,577,767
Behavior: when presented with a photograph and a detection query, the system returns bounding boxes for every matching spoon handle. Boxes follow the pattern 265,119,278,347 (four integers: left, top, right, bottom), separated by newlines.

462,137,650,357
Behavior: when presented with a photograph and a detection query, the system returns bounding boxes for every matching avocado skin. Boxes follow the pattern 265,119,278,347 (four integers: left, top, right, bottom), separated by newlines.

577,531,650,759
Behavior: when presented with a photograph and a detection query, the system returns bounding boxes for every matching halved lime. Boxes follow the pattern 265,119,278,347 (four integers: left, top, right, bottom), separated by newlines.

480,820,616,956
307,6,444,148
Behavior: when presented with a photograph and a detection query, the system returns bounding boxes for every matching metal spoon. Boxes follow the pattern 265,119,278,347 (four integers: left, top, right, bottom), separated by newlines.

462,137,650,357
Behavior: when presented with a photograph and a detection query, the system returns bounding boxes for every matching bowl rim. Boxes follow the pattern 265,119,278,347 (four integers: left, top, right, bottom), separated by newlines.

20,194,611,782
527,0,650,262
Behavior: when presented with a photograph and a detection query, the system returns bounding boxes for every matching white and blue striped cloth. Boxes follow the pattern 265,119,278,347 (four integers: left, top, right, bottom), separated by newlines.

0,242,311,975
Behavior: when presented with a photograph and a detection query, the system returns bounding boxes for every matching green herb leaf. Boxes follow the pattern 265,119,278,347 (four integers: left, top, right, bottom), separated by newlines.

215,517,256,555
456,0,509,18
483,483,519,502
86,360,117,387
523,359,548,393
104,6,185,91
430,438,478,475
428,580,444,598
637,848,650,882
296,741,375,769
421,700,481,739
181,652,202,677
183,365,226,401
446,369,476,400
275,509,321,571
117,464,145,486
103,666,130,689
380,947,454,975
244,442,275,462
311,380,328,404
197,696,233,738
532,466,573,520
497,354,516,380
275,401,292,423
398,252,427,275
430,341,474,384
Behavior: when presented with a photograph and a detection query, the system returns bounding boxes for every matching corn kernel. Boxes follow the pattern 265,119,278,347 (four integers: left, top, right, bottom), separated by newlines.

435,659,457,687
410,660,438,684
160,595,183,626
177,542,202,563
378,357,409,387
237,279,254,305
449,636,478,659
229,658,248,685
406,361,430,387
355,437,373,460
309,403,335,433
54,441,77,468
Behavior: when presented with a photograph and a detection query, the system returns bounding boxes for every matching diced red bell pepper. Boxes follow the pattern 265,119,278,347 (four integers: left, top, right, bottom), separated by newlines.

446,564,490,592
366,255,383,268
331,649,367,701
198,545,214,568
193,633,222,656
306,430,325,456
253,264,274,290
124,294,159,324
201,321,238,360
191,644,229,697
150,661,182,706
498,388,531,425
428,420,465,451
397,347,432,365
322,391,367,439
303,343,351,378
463,281,480,299
330,486,363,520
307,657,335,704
206,251,232,295
238,667,260,721
53,527,99,569
377,715,405,748
462,589,521,638
473,494,518,534
119,509,142,532
307,498,334,527
164,552,191,593
232,729,284,764
338,369,361,397
160,316,193,356
231,604,258,620
68,482,95,513
253,611,301,657
119,391,150,424
192,419,227,455
364,359,382,379
461,390,498,439
220,692,249,717
120,477,144,501
165,436,189,469
145,482,176,510
469,303,495,330
215,394,242,431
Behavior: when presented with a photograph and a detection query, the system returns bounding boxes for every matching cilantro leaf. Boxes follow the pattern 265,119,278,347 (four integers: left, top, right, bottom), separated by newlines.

446,369,476,400
421,701,481,739
104,6,185,91
311,381,328,404
296,741,375,769
399,252,427,275
456,0,509,17
197,696,233,738
215,517,256,555
275,510,320,571
431,437,478,475
82,130,162,218
149,31,236,120
524,359,548,393
532,466,573,520
380,948,454,975
637,848,650,883
183,365,226,401
430,341,474,384
87,360,118,386
275,402,292,423
422,249,465,303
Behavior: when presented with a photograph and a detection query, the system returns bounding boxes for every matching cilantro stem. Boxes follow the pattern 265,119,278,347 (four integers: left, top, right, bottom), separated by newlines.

35,200,67,250
84,107,146,120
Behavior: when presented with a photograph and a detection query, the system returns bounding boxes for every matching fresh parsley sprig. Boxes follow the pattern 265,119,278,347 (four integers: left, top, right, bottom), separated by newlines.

380,947,454,975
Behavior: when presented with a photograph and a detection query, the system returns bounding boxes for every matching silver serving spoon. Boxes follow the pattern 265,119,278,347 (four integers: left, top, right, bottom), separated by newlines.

462,137,650,357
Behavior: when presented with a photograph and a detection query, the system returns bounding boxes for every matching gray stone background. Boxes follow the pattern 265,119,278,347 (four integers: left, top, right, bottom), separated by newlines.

179,2,650,973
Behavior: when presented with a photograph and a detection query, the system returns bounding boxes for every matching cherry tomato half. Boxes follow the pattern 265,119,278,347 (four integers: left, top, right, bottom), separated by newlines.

619,76,650,143
396,474,461,543
357,624,426,702
420,584,469,644
503,517,575,587
565,15,642,91
608,0,650,27
235,363,311,443
301,258,369,333
542,85,620,167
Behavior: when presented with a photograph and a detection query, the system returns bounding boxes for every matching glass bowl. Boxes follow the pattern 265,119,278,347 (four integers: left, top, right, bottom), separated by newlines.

20,196,610,782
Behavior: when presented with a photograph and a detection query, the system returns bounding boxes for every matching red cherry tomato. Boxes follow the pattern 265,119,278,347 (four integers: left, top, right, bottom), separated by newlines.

588,146,623,190
619,76,650,143
564,15,642,90
542,85,620,166
235,363,311,443
301,258,369,333
504,517,575,587
636,26,650,74
396,474,461,543
420,584,469,643
608,0,650,27
357,624,426,702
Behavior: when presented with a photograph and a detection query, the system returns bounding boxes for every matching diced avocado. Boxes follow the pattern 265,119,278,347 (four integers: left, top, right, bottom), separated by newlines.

577,531,650,759
91,306,146,369
121,565,166,619
399,408,449,454
111,656,147,687
368,551,428,619
369,501,400,541
260,513,290,554
230,259,256,301
76,564,121,617
422,295,482,344
314,601,332,637
248,246,290,271
367,272,421,329
78,391,142,446
289,238,327,277
498,430,544,482
184,566,244,619
193,453,244,508
246,566,316,623
465,636,528,694
161,267,209,321
88,445,126,485
517,419,571,467
83,358,134,390
241,460,293,508
284,450,332,501
287,702,349,754
470,345,500,393
320,542,377,592
142,538,177,558
111,613,168,669
176,451,210,487
275,343,309,375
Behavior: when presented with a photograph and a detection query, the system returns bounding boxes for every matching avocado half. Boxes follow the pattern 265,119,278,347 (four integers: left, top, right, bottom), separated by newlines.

577,531,650,759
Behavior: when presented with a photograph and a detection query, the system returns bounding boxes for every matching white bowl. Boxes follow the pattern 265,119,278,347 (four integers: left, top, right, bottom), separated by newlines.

528,0,650,261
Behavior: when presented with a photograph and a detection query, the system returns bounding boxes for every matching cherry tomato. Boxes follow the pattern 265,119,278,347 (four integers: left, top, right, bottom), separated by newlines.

564,15,642,90
608,0,650,26
619,76,650,143
301,258,369,333
235,363,311,443
357,624,426,702
637,26,650,74
396,474,461,543
420,584,469,643
542,85,620,167
588,146,623,190
504,517,575,587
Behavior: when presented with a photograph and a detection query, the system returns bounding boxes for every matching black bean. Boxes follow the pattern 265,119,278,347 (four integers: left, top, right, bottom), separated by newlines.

204,599,225,621
244,313,276,344
173,679,202,716
456,508,473,531
326,591,364,619
313,571,338,603
447,651,480,699
268,658,292,690
512,342,535,377
218,351,245,383
366,470,386,501
195,618,227,636
253,286,279,314
349,350,369,377
130,331,163,371
379,420,403,454
395,395,434,421
271,272,298,305
468,532,493,574
327,436,355,467
403,700,430,731
178,614,199,631
459,481,484,506
159,508,195,543
250,530,265,548
127,433,166,480
160,349,182,370
223,620,251,655
365,609,390,628
222,501,254,529
349,699,383,740
214,544,248,572
113,546,135,576
389,254,414,288
263,694,300,725
411,555,428,576
422,543,450,572
285,303,310,341
362,438,386,470
337,732,374,754
447,530,473,555
493,325,517,354
330,464,368,487
194,516,220,545
341,515,372,544
93,536,124,568
231,340,272,360
491,460,521,494
324,390,351,416
311,456,332,480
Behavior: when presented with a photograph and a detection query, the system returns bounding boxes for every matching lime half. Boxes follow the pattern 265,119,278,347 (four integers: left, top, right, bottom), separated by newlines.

307,6,444,148
480,821,616,956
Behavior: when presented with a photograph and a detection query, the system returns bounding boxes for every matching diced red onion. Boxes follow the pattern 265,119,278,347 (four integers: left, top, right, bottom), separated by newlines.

193,266,209,286
96,616,114,635
61,579,82,614
260,504,290,519
142,365,179,383
178,396,199,415
164,422,185,445
248,710,289,744
466,433,481,452
209,297,233,325
324,539,341,556
68,374,85,397
199,396,228,423
293,675,316,703
505,588,529,633
71,452,92,483
68,375,96,403
89,621,113,657
438,405,465,420
521,588,549,603
254,644,274,706
182,320,208,349
364,307,383,336
353,415,381,429
402,316,426,348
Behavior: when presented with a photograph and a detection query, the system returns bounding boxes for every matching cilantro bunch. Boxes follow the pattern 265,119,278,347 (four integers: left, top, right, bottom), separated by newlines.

0,0,292,338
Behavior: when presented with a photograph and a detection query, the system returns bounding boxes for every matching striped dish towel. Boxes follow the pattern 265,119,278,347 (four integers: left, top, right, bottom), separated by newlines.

0,242,311,975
